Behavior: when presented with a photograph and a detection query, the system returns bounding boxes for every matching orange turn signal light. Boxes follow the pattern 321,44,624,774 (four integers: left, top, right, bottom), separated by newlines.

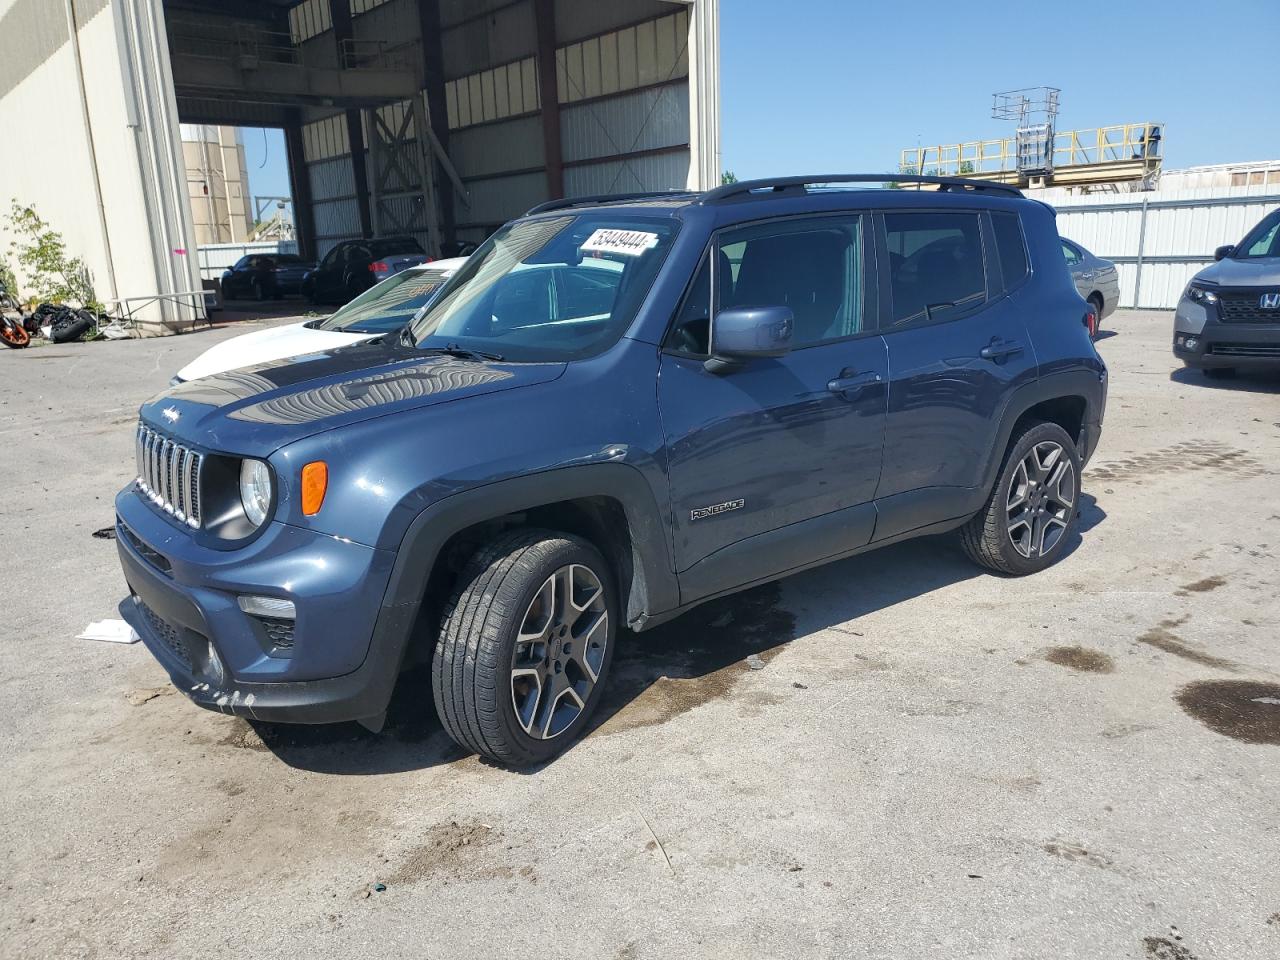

301,461,328,516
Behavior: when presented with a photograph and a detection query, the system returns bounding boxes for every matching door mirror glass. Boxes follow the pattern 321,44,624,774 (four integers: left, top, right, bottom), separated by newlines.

1214,245,1235,262
706,305,794,373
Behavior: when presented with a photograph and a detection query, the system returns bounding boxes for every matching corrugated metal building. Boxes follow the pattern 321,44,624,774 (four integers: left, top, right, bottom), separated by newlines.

1043,180,1280,309
0,0,720,333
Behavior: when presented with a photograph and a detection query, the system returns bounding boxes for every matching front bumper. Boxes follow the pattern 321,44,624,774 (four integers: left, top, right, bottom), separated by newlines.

1173,296,1280,368
115,487,403,724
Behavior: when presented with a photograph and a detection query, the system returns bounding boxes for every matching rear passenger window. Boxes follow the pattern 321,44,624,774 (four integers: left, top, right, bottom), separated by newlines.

991,212,1029,289
883,212,986,326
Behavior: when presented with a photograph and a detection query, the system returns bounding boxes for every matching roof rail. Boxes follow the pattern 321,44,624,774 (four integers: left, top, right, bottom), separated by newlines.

525,190,696,216
701,174,1023,204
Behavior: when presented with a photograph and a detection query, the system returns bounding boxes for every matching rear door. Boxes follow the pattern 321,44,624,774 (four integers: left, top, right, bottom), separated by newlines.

873,208,1038,536
658,212,888,596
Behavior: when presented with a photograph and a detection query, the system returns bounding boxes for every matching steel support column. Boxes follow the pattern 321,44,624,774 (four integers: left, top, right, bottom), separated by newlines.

284,114,316,260
418,0,454,246
330,0,373,238
534,0,563,200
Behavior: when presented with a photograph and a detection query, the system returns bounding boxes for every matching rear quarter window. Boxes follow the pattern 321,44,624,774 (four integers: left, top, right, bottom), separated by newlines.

991,212,1030,291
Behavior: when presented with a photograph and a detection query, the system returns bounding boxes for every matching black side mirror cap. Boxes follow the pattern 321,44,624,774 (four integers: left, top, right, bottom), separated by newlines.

704,305,795,374
1214,245,1235,262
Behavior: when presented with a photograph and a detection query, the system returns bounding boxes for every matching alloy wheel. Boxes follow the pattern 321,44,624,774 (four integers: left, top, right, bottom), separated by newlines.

511,563,609,740
1006,441,1076,559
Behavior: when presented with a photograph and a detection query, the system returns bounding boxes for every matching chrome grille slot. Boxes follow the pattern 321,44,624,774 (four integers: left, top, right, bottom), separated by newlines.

135,423,203,528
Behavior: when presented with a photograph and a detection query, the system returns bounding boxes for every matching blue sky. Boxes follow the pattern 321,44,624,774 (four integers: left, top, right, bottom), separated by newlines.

244,0,1280,200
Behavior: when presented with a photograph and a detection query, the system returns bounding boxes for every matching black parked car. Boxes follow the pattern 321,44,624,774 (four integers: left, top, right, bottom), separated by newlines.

220,254,315,301
301,237,428,304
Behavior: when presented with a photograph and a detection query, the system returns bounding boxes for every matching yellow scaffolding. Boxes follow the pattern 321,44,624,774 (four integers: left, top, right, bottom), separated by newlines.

899,122,1163,186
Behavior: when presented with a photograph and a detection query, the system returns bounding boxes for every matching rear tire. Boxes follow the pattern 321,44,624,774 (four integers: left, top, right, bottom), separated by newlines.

431,528,617,767
960,420,1082,575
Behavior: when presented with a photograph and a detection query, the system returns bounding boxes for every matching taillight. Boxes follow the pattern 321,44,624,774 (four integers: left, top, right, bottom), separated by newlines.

370,261,390,273
1083,311,1097,337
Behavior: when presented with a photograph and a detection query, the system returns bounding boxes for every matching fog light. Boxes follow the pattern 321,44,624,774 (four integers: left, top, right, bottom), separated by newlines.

237,595,296,619
1185,337,1199,350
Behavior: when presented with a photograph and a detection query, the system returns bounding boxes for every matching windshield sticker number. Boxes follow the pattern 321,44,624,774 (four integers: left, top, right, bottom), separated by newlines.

581,229,660,257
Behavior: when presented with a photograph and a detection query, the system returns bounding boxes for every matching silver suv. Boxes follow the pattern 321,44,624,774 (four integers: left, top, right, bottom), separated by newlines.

1174,207,1280,376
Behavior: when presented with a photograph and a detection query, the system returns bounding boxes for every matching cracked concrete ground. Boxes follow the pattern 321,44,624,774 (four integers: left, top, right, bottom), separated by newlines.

1,311,1278,960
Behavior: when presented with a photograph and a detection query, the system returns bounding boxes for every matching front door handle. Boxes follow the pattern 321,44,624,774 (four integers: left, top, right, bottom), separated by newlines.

827,369,882,396
979,339,1024,362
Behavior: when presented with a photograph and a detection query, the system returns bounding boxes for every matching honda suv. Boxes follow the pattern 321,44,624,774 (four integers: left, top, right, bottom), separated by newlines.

1174,206,1280,375
115,175,1107,767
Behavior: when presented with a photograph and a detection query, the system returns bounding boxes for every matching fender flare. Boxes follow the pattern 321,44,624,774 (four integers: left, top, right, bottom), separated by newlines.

976,368,1105,495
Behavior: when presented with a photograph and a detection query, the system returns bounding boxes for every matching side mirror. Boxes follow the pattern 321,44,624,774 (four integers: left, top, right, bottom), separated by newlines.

705,305,794,373
1214,245,1235,262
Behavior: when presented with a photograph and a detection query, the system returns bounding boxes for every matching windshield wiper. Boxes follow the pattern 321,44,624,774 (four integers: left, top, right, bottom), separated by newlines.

417,341,506,362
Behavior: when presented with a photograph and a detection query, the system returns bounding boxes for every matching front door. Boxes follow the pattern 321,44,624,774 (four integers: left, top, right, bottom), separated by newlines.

658,213,887,598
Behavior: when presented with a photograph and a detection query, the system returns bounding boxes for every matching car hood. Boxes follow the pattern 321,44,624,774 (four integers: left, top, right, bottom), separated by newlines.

175,321,376,382
1195,257,1280,287
146,341,566,458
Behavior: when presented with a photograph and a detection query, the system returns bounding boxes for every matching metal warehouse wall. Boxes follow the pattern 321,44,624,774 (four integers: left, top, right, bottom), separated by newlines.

294,0,717,255
1051,186,1280,310
0,0,201,331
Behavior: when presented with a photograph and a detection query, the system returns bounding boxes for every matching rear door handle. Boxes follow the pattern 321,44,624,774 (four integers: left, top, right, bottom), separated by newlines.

979,339,1024,362
827,369,882,396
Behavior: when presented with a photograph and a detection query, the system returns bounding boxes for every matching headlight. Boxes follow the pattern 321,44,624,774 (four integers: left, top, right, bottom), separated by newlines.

1185,283,1219,305
239,459,273,527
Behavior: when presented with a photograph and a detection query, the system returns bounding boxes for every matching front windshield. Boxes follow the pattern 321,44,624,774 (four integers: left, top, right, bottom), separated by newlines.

407,214,678,361
1237,209,1280,259
316,269,452,334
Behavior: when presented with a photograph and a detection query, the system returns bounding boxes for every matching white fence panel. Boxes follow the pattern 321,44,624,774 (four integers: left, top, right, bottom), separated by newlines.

197,241,299,280
1052,185,1280,309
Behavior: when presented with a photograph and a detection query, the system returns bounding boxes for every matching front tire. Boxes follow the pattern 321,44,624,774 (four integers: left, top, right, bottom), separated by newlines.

960,420,1082,575
432,529,617,767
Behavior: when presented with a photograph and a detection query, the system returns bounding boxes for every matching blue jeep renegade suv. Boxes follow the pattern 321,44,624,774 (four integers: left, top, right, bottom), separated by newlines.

115,174,1107,766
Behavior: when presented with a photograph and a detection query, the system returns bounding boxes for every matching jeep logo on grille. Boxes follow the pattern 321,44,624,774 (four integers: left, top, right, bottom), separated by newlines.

1260,292,1280,310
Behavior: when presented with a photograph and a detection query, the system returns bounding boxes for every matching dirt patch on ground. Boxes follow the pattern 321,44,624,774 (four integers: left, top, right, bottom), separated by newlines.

1088,440,1266,484
384,819,523,886
125,686,173,706
1175,680,1280,745
1137,620,1238,672
1144,936,1197,959
1043,840,1114,871
593,583,796,734
1043,646,1115,673
1178,575,1227,595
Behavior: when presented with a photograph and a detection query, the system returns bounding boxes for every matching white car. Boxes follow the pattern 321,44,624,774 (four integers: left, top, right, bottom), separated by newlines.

173,258,467,382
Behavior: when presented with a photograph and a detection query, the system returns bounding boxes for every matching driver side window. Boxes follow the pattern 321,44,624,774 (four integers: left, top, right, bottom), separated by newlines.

666,214,864,356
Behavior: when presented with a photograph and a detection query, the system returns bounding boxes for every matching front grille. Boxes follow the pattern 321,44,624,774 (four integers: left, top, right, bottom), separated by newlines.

137,599,190,668
255,616,296,650
1209,342,1280,358
136,423,203,527
1218,293,1280,323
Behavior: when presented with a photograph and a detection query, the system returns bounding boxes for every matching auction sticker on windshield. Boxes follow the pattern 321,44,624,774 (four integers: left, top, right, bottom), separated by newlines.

581,229,660,257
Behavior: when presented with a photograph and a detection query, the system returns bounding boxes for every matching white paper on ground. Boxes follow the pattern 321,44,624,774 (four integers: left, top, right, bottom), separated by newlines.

78,619,140,644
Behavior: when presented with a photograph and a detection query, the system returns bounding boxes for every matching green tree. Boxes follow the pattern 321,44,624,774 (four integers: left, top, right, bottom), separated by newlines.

721,169,738,185
5,201,101,310
0,257,17,302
